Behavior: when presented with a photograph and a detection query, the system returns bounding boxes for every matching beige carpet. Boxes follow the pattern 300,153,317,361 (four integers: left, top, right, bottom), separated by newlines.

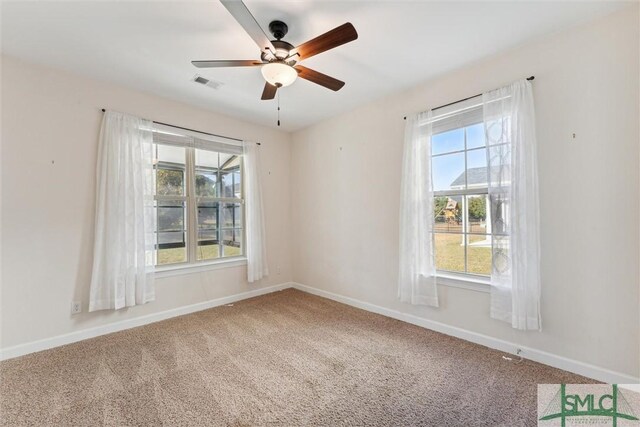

1,288,592,426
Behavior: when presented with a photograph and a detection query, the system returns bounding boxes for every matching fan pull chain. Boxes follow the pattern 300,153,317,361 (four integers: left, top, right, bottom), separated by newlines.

277,90,281,127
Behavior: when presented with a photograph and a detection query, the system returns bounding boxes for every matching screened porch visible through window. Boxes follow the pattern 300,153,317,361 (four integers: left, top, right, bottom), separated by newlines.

195,148,243,261
155,143,188,265
152,126,245,266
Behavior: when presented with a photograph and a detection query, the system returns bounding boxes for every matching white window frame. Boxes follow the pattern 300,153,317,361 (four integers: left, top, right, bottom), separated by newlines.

430,97,492,291
152,125,246,274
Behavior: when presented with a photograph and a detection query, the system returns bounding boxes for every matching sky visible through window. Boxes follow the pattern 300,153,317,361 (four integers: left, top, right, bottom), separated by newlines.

431,121,491,276
432,123,485,190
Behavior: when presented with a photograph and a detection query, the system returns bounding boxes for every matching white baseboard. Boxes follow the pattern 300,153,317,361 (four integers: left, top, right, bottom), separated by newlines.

3,281,637,385
290,282,639,385
0,282,292,361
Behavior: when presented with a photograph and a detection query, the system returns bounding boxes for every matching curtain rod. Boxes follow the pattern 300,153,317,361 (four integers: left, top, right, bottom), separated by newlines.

403,76,534,120
100,109,260,145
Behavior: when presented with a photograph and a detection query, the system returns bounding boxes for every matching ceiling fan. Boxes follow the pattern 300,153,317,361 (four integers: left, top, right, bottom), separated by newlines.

192,0,358,100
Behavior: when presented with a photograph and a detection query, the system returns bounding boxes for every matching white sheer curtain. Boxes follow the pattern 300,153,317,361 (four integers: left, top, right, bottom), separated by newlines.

243,141,269,282
89,110,156,311
484,79,541,330
398,111,439,307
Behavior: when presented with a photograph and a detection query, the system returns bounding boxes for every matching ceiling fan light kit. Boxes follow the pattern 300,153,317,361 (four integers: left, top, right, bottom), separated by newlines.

261,62,297,87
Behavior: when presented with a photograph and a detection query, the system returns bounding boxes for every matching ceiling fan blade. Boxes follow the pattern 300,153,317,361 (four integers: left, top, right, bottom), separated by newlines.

192,60,262,68
295,65,345,91
291,23,357,60
261,82,278,100
220,0,276,54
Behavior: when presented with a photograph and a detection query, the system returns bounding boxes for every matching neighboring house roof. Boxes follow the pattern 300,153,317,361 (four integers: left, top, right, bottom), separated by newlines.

450,166,488,188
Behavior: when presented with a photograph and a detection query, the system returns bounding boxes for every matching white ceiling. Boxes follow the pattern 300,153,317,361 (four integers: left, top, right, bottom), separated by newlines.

1,1,628,131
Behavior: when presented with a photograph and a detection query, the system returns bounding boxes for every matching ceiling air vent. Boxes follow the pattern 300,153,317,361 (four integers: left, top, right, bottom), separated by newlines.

192,75,223,90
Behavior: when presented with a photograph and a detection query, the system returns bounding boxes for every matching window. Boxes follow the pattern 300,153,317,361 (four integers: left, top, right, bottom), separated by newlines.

430,97,492,278
153,124,244,266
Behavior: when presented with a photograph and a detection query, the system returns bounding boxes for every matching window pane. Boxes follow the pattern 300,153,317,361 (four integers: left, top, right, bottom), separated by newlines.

220,162,241,197
196,238,220,261
234,170,241,197
485,117,511,145
195,149,219,197
466,123,485,149
156,145,186,196
467,148,487,169
465,149,488,190
195,149,218,168
222,229,242,257
434,233,464,273
156,144,186,164
195,169,217,197
433,196,462,232
488,144,511,187
432,128,464,155
466,195,488,234
197,201,218,230
156,168,184,196
467,235,492,275
432,152,465,192
158,246,187,265
197,202,219,261
490,194,510,236
158,200,185,233
492,235,510,275
221,203,242,229
156,200,186,265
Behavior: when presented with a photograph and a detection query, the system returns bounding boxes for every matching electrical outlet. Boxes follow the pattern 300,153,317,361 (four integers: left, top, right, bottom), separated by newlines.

71,301,81,315
277,265,281,275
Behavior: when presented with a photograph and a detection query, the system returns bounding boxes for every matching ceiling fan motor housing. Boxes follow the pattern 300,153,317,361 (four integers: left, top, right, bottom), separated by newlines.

262,40,297,64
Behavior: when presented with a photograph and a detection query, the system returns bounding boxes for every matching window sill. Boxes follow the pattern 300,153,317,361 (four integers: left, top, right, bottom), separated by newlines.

155,257,247,278
436,272,491,293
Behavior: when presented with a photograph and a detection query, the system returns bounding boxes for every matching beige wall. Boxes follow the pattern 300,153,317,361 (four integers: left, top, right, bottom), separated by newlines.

0,55,292,348
291,6,640,378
